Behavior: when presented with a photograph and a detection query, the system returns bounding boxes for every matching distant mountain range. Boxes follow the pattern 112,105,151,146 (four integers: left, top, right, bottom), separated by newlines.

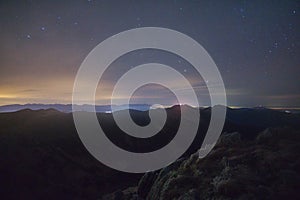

0,103,152,113
1,103,299,114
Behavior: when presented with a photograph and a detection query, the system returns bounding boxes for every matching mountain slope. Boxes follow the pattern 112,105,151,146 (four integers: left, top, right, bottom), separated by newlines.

0,107,299,199
103,127,300,200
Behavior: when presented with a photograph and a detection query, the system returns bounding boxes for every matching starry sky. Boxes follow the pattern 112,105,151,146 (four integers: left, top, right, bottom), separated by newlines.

0,0,299,108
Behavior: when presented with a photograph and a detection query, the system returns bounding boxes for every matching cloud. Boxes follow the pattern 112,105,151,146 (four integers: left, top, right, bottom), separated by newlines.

267,94,300,100
17,89,40,93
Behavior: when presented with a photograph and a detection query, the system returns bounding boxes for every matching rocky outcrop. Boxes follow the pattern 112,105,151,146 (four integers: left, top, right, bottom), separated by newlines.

106,127,300,200
101,187,138,200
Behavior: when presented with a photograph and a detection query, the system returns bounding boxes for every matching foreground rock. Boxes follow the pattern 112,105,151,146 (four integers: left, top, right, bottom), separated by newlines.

102,127,300,199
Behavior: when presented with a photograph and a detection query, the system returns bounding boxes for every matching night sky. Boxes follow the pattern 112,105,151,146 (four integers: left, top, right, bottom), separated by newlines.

0,0,299,108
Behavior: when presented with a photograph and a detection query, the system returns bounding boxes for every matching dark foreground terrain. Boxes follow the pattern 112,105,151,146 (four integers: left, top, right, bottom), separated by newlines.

103,127,300,200
0,106,299,199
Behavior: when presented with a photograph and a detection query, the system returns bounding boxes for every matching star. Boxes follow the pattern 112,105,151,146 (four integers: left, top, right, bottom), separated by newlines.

249,38,256,44
183,69,187,73
282,33,288,41
26,34,31,39
40,27,46,31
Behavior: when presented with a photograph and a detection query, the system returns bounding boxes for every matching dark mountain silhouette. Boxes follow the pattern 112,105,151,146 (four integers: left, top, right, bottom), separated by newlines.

0,103,151,113
0,106,299,199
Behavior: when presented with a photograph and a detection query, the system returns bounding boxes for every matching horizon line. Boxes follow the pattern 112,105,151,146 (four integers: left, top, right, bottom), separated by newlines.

0,103,300,110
